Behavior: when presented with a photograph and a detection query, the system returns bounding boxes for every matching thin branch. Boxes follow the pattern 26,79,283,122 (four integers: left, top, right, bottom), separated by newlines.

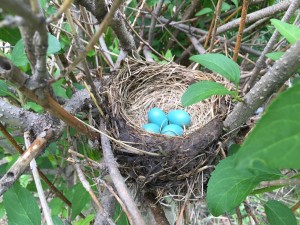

71,152,115,225
233,0,249,61
224,39,300,131
0,56,98,139
24,132,54,225
175,0,292,62
0,122,85,218
235,207,243,225
259,179,300,187
99,119,146,225
291,200,300,212
47,0,74,23
66,0,123,77
65,7,104,115
243,201,260,225
0,129,53,195
148,0,164,46
209,0,223,52
246,0,300,88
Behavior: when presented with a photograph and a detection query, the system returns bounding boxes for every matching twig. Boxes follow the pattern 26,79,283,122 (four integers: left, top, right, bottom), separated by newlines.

175,0,292,62
259,179,300,187
24,132,54,225
47,0,73,23
291,200,300,212
209,0,223,52
224,39,300,131
65,0,123,77
99,119,146,225
188,35,206,54
0,56,98,140
148,0,164,46
0,122,85,218
243,201,260,225
235,207,243,225
233,0,249,61
71,152,115,225
101,180,134,225
0,129,53,195
246,0,300,89
175,186,192,225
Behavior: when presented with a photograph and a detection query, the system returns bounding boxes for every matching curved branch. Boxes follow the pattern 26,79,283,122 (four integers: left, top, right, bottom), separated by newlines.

224,39,300,131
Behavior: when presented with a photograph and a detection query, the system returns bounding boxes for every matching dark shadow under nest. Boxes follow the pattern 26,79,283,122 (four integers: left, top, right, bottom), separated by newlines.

101,59,232,197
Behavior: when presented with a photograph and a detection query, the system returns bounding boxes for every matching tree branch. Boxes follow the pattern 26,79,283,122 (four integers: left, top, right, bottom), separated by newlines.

0,56,97,139
224,39,300,131
246,0,300,88
99,119,146,225
0,129,54,195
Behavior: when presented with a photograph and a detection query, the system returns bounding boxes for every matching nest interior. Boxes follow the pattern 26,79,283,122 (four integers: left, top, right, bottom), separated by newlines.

103,60,228,192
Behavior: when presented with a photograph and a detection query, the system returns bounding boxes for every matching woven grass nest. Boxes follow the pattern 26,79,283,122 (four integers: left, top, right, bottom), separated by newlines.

103,60,229,192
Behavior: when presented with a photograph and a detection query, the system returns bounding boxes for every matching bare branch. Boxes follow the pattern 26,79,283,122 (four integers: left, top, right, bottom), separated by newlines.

148,0,164,46
24,132,54,225
0,56,98,139
99,119,146,225
71,152,115,225
175,0,292,61
74,0,136,54
224,39,300,131
233,0,249,61
246,0,300,88
0,122,85,218
0,129,54,195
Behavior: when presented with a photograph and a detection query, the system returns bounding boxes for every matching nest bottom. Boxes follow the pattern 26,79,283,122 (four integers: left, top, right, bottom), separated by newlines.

117,145,219,189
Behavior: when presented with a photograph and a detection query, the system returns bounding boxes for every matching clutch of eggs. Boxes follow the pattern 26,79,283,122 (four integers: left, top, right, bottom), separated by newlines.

142,108,191,136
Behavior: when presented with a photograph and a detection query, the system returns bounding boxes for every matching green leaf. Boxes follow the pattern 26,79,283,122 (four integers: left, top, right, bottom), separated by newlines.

195,8,213,16
47,34,61,55
271,19,300,44
264,200,297,225
11,33,61,68
49,198,64,216
235,83,300,170
266,52,284,61
206,156,280,216
0,202,6,220
23,102,44,113
221,2,231,11
0,27,21,45
230,0,238,9
11,39,29,67
190,53,240,85
114,203,130,225
0,80,11,97
181,81,233,106
3,183,41,225
74,214,95,225
52,216,64,225
51,79,69,99
71,183,90,220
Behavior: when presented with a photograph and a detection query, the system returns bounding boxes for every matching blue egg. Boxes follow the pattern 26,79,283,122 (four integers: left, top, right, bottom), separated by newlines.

142,123,160,134
148,108,168,128
161,124,184,136
167,110,191,127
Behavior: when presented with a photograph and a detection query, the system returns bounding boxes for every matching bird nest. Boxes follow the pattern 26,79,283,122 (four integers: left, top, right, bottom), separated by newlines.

102,60,229,194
